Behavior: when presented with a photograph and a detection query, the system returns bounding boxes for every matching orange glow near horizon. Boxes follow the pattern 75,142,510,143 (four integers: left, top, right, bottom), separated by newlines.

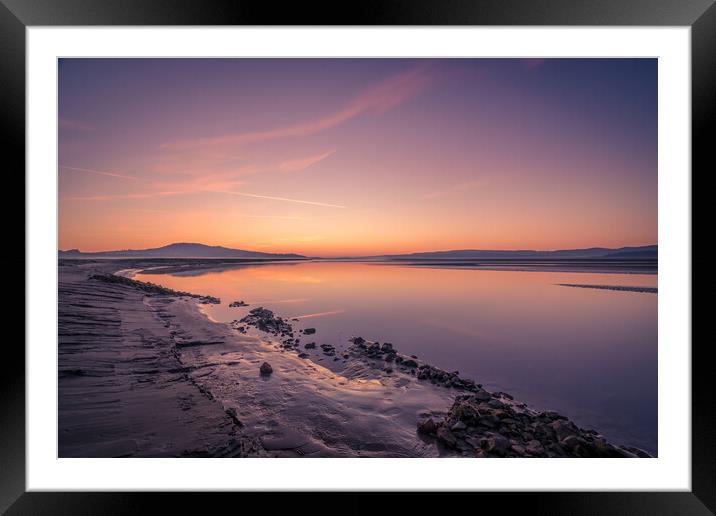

59,59,657,256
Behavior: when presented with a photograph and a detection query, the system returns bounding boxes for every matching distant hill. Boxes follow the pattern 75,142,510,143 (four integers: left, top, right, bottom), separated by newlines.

380,245,657,260
58,242,306,260
602,247,658,259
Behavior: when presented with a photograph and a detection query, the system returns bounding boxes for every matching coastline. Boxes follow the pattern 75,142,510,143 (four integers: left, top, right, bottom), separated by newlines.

59,259,652,458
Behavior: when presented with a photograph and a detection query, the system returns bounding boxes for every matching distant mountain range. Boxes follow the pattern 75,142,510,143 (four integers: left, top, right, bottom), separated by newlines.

379,245,657,260
59,243,657,260
58,242,305,260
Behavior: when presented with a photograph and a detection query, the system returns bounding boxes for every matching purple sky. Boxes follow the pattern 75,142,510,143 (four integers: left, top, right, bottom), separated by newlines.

59,58,657,256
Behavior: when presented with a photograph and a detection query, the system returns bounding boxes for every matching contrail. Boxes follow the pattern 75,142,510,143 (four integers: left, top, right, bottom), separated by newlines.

59,165,140,181
212,190,346,209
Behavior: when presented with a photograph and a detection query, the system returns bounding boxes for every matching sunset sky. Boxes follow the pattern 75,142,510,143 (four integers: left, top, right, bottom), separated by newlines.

58,58,657,257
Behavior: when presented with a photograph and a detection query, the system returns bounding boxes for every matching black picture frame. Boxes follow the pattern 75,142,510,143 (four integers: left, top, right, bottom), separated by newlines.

2,0,709,513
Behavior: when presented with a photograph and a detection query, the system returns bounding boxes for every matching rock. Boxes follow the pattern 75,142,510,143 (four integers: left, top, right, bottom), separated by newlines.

473,389,491,401
303,328,316,335
229,300,248,307
551,420,576,441
480,414,499,428
298,353,309,359
381,342,394,353
451,399,481,424
304,342,316,349
417,417,438,435
450,421,467,431
259,362,273,375
485,433,510,456
526,440,544,455
511,443,526,455
465,436,486,449
240,307,293,335
402,359,418,368
494,391,514,400
623,446,652,458
350,336,366,345
561,435,587,452
436,427,457,447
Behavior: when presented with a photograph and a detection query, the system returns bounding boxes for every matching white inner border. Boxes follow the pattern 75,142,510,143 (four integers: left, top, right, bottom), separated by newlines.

27,27,691,491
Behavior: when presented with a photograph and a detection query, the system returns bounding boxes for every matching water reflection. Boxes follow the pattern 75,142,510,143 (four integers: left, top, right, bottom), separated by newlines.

137,261,657,454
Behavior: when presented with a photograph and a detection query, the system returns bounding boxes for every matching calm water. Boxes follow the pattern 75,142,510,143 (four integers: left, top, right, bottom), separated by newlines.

137,261,657,454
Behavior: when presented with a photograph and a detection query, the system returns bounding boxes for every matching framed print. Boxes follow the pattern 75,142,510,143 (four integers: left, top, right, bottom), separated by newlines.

3,0,710,513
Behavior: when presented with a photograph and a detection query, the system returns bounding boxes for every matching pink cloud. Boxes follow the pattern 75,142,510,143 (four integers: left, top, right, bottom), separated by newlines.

152,173,246,193
59,165,140,181
160,64,432,151
63,191,185,201
278,150,335,173
210,189,346,208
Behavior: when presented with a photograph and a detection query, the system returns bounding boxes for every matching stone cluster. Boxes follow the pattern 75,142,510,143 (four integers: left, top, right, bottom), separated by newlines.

418,394,652,458
237,307,294,336
347,337,482,391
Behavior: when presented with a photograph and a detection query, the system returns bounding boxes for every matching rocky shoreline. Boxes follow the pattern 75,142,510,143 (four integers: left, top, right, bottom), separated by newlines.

90,272,221,304
225,305,652,458
417,395,651,458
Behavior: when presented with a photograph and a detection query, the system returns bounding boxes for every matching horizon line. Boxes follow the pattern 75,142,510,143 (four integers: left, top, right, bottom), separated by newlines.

58,241,658,257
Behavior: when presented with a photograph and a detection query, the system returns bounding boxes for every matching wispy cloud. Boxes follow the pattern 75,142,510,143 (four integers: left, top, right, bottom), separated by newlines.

160,64,431,151
422,180,482,199
63,190,185,201
61,176,344,208
211,189,345,208
151,174,246,193
278,150,335,173
60,165,140,181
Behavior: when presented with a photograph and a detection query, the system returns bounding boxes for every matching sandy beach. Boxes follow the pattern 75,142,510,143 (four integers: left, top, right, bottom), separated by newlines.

59,259,651,458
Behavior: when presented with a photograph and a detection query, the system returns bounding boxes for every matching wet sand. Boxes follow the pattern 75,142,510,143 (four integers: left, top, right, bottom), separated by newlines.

59,259,652,458
59,261,455,457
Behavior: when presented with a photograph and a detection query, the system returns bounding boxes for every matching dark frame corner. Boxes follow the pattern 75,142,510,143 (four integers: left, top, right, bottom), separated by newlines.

3,0,710,513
